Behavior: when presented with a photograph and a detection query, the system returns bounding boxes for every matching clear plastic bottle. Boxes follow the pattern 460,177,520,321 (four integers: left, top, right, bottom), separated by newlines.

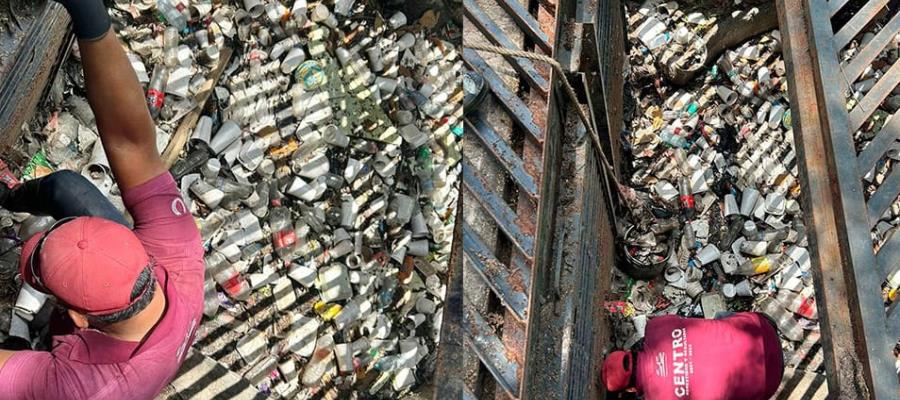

146,65,168,120
758,297,804,342
679,176,695,220
163,27,180,68
733,254,787,276
269,198,299,261
776,289,818,320
157,0,188,31
212,263,250,300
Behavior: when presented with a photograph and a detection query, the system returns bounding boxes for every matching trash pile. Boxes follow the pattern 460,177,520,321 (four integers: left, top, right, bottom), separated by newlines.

2,0,462,397
610,1,820,356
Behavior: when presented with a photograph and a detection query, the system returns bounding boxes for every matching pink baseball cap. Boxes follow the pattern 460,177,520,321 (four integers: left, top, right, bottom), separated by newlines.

601,350,634,392
19,217,151,315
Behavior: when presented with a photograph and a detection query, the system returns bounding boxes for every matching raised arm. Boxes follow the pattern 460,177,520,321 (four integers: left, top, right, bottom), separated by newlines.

60,0,165,190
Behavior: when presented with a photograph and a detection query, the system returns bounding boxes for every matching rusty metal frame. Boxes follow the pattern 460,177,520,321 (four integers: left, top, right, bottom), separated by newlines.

778,0,900,398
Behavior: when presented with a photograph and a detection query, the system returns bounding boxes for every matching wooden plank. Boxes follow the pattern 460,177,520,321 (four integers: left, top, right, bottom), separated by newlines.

843,10,900,83
834,0,890,50
866,166,900,225
848,58,900,132
857,110,900,177
161,47,233,167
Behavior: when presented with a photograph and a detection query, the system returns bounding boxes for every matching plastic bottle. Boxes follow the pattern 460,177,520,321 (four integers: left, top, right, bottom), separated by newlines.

269,197,299,261
732,254,783,276
416,147,435,196
679,177,695,220
660,127,688,148
157,0,188,31
213,264,250,300
163,27,180,68
776,289,818,320
758,297,804,342
146,65,168,120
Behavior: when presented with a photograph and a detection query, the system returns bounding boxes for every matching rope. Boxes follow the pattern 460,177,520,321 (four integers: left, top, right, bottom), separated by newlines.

467,42,626,205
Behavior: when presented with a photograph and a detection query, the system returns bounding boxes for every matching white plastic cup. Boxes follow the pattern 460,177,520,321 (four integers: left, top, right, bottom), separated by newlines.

202,158,221,181
724,194,739,217
685,281,704,298
210,120,242,154
716,85,737,105
695,244,721,266
734,280,753,296
322,125,350,147
722,283,736,298
397,33,416,50
192,116,213,145
242,0,265,18
15,283,48,319
743,220,758,237
740,188,760,216
406,240,429,257
281,47,307,74
664,266,684,283
388,11,407,29
311,4,338,28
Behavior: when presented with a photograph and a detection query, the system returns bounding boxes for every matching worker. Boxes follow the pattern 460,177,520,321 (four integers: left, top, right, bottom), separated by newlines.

0,0,203,398
601,312,784,399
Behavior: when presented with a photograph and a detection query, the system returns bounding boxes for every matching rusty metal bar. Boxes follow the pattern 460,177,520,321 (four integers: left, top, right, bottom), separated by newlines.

495,0,553,54
466,115,540,199
463,162,536,256
463,48,544,143
463,223,530,321
464,306,521,398
464,0,549,96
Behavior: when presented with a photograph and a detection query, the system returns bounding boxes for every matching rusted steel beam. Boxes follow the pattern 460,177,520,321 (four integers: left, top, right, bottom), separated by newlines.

784,1,899,397
464,0,549,96
434,200,464,400
495,0,553,54
463,160,536,257
465,306,521,398
463,48,545,143
463,223,530,321
466,115,540,199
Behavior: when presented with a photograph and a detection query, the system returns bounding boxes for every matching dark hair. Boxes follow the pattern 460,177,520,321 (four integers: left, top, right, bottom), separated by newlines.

86,267,156,325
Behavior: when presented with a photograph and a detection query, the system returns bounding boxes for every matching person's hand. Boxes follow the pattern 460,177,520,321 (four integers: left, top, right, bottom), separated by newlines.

54,0,111,41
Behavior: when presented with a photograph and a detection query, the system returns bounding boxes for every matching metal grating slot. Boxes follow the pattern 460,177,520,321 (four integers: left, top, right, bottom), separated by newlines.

464,306,521,398
463,223,530,321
